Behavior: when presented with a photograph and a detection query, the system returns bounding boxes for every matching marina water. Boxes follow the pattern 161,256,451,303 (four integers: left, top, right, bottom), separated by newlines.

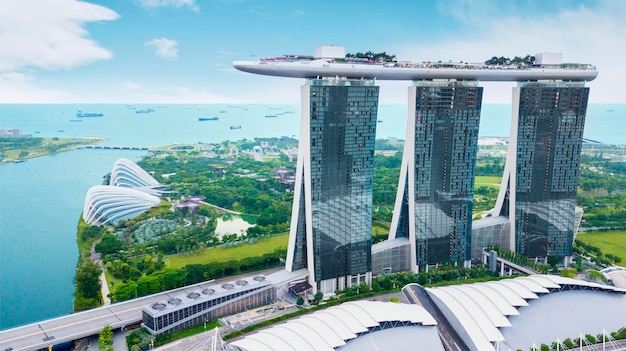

0,103,624,330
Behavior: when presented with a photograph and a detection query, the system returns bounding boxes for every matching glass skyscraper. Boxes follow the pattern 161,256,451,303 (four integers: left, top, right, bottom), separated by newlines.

286,79,379,294
494,82,589,259
389,81,482,270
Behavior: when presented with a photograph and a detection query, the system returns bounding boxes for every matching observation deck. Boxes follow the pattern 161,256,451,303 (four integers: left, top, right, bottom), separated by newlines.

233,57,598,82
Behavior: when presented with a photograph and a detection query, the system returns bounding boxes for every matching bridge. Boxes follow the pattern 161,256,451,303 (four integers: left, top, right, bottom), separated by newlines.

481,250,538,276
82,145,150,151
0,268,286,351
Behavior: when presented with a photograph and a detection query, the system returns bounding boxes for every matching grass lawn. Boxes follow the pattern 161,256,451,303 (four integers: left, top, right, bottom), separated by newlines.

373,222,390,236
576,230,626,263
166,234,289,269
104,270,125,294
474,175,502,187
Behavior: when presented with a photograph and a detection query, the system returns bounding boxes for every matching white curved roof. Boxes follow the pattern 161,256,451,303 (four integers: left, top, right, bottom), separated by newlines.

110,158,163,196
263,327,317,351
428,288,498,351
311,312,356,341
477,282,528,307
425,275,625,351
448,286,511,327
513,277,551,293
82,185,160,225
465,285,519,316
495,280,539,299
228,301,438,351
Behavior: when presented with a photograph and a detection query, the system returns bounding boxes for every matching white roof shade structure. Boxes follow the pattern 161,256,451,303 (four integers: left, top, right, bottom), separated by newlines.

82,185,161,225
426,275,626,351
227,301,437,351
110,158,163,196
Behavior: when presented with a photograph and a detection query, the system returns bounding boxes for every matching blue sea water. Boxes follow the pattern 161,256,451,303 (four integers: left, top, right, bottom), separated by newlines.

0,103,624,330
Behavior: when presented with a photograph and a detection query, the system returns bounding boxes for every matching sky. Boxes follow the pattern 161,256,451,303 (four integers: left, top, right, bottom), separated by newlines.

0,0,624,104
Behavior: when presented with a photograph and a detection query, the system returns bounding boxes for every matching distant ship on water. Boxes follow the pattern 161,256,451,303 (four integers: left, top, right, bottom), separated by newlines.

230,125,242,130
199,116,219,121
76,109,103,118
136,108,155,114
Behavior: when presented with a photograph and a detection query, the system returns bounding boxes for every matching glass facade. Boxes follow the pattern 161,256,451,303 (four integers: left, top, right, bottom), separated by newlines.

371,238,411,275
403,81,483,266
513,82,589,257
290,79,379,286
471,215,511,260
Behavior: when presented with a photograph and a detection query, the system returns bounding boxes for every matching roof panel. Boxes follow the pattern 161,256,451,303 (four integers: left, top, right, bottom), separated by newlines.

324,308,369,333
466,285,519,316
247,333,295,351
274,325,333,351
334,304,378,328
294,318,345,348
477,282,528,307
514,277,550,293
437,287,505,341
427,288,497,351
494,280,538,300
263,328,316,351
448,286,511,327
315,311,361,338
229,338,277,351
524,275,561,289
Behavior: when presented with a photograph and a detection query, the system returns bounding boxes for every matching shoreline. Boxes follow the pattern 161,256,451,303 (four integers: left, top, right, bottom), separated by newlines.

0,136,109,164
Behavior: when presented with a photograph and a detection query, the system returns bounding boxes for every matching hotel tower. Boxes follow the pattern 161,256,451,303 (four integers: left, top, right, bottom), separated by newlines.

389,81,483,271
234,47,597,286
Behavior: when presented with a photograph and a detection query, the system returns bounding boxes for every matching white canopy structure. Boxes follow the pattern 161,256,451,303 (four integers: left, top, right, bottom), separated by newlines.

82,185,161,225
227,301,438,351
426,275,626,351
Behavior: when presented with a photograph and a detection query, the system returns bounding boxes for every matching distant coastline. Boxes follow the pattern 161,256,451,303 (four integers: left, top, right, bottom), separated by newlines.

0,136,108,164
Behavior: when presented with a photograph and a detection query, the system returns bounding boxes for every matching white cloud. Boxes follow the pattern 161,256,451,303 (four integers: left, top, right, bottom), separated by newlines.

0,0,118,72
0,73,77,102
145,38,179,60
137,0,199,12
394,1,626,103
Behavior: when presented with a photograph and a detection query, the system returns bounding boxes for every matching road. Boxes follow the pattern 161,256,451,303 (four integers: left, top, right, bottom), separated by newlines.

0,267,282,351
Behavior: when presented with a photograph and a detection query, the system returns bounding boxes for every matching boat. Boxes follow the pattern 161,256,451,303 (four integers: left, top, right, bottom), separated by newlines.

136,108,155,114
606,109,615,112
76,110,103,118
230,125,242,130
377,119,384,123
265,115,277,118
34,131,40,134
70,119,83,122
220,110,228,113
57,130,65,133
199,117,219,121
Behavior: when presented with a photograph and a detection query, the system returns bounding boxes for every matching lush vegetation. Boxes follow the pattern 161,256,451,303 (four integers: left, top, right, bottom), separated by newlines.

99,325,114,351
484,55,535,66
74,138,626,313
74,258,102,311
373,151,402,222
345,51,397,62
575,232,626,265
166,234,288,269
0,136,105,162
